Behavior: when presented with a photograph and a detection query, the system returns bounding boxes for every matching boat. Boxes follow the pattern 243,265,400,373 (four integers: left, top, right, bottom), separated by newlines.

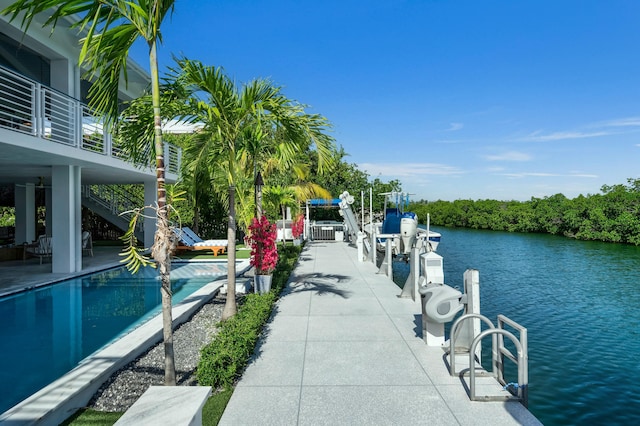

374,192,441,255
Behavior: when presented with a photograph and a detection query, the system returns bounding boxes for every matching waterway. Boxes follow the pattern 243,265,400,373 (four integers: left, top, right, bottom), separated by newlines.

392,227,640,426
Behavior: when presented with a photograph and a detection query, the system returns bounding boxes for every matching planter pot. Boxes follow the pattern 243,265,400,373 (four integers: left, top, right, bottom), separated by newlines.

293,238,301,246
254,274,273,294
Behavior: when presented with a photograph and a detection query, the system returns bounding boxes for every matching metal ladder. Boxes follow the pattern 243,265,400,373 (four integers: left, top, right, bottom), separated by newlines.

448,313,529,408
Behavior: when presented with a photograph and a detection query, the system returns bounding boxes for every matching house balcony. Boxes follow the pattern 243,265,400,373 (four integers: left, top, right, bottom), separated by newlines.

0,64,182,185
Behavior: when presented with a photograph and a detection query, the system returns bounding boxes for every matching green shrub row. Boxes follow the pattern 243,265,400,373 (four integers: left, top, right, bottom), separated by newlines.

196,243,302,389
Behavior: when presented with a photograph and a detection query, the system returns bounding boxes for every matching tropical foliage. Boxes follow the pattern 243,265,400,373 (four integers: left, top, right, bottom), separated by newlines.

247,216,278,275
292,214,305,238
411,178,640,245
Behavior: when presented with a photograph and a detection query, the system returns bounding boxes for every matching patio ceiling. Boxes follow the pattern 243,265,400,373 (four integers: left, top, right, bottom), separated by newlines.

0,130,159,186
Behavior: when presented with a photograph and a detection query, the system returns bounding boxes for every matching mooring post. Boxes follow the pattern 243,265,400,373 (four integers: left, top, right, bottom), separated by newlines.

400,245,420,300
378,237,393,277
459,269,481,362
370,227,376,264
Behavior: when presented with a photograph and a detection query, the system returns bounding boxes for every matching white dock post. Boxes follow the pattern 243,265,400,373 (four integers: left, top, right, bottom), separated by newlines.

370,227,377,264
399,245,420,301
356,232,365,262
459,269,482,362
378,238,393,277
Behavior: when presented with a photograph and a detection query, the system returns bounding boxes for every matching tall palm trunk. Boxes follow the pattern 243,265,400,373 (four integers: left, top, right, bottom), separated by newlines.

149,40,176,385
222,185,237,320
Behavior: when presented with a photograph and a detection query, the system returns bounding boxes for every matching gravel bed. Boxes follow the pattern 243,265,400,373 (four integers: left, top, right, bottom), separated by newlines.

87,298,225,412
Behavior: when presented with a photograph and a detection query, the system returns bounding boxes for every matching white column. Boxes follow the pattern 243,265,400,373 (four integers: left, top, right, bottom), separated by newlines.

14,183,36,244
45,187,52,236
49,59,73,95
144,180,157,249
52,165,81,273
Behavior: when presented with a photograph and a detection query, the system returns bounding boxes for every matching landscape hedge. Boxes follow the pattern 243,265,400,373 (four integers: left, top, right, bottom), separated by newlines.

196,244,301,388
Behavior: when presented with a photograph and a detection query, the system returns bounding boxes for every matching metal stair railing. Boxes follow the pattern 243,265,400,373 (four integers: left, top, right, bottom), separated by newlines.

448,313,529,408
448,313,496,377
82,184,145,235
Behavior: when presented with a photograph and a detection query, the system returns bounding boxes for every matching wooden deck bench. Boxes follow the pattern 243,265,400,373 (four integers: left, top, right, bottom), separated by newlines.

114,386,212,426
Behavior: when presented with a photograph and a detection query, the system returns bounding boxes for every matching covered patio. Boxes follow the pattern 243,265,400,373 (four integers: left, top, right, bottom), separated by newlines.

0,245,123,297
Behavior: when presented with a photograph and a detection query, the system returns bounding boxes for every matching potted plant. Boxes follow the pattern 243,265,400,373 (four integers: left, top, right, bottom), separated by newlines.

292,214,304,246
247,216,279,294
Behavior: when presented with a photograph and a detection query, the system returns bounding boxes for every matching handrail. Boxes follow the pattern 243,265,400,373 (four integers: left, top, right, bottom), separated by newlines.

82,184,144,232
469,328,528,407
448,313,495,376
448,313,529,407
496,314,528,401
0,64,181,173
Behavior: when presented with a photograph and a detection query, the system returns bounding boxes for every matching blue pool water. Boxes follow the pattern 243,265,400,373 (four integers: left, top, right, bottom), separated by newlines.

0,261,228,414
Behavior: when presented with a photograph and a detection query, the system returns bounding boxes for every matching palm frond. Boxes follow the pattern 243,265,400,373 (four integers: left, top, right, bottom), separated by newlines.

119,208,155,273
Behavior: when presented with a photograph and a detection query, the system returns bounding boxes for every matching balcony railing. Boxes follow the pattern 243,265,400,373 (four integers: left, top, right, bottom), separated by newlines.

0,64,182,173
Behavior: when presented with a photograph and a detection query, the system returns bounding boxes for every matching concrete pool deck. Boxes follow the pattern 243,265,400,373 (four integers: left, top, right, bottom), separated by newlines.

220,241,542,425
0,246,124,297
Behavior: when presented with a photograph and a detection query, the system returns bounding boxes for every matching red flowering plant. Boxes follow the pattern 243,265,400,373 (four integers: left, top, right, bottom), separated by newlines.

292,214,304,239
247,216,279,275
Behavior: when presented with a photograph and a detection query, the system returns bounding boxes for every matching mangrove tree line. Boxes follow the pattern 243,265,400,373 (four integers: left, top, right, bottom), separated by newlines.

409,178,640,245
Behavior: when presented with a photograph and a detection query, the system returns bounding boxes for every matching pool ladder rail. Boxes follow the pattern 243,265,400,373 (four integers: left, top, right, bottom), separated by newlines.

445,313,529,408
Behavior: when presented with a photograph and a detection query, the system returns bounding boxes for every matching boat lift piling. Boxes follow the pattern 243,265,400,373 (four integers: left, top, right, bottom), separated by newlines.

377,236,394,277
399,244,422,300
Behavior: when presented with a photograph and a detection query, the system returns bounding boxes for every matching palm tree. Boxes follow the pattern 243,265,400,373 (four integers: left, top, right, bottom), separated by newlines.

3,0,179,385
264,185,297,245
171,58,336,319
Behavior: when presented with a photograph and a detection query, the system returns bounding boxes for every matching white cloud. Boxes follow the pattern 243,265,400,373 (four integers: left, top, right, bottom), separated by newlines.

484,151,531,162
600,117,640,127
519,130,611,142
359,162,464,178
447,122,464,131
499,172,598,179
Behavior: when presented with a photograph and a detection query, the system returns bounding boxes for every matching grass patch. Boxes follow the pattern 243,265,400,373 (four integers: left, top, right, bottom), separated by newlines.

202,388,234,425
60,409,122,425
173,244,251,261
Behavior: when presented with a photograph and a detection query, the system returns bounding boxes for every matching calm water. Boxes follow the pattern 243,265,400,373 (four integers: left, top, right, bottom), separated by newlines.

0,261,227,414
393,227,640,426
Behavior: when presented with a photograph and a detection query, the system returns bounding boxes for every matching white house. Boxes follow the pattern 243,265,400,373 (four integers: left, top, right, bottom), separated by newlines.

0,1,181,274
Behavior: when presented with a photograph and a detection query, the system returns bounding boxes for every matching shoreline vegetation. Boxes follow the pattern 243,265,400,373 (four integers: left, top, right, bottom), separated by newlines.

410,178,640,246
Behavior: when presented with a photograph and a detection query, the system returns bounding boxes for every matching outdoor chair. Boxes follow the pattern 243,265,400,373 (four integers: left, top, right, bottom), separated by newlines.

24,235,52,264
173,227,228,256
82,231,93,257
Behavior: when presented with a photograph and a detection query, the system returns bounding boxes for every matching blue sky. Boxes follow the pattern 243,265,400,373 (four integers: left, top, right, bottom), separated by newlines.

131,0,640,201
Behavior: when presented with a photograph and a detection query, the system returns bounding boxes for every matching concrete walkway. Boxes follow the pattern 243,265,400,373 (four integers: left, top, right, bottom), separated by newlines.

220,241,541,426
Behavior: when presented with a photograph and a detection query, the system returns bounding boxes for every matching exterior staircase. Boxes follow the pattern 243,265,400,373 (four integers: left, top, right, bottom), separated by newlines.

81,185,145,241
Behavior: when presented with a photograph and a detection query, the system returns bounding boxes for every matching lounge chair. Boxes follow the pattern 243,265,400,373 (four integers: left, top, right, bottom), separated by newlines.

173,227,228,256
24,235,52,264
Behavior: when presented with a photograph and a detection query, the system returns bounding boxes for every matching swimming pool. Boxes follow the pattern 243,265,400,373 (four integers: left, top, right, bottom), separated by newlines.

0,261,228,414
